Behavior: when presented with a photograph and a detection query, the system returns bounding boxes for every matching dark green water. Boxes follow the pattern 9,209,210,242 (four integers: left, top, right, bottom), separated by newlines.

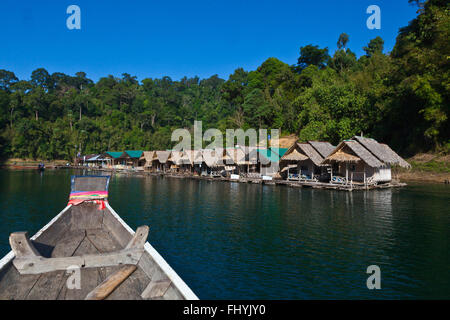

0,169,449,299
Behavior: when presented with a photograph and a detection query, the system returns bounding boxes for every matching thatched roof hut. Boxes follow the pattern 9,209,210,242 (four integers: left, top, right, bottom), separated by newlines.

308,141,335,158
322,137,410,184
226,147,246,165
185,150,203,165
140,151,155,167
297,143,324,166
202,149,222,168
324,149,360,163
155,151,171,164
168,151,184,165
353,136,411,168
323,140,382,167
323,137,410,169
281,149,308,161
281,141,332,166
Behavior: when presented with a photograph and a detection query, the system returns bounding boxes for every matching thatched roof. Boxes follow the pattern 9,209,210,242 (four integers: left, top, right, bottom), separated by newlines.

245,147,259,165
308,141,335,158
323,140,383,167
324,149,361,163
297,143,324,166
281,148,308,161
222,153,233,165
169,151,184,165
155,151,171,163
185,150,203,165
380,144,411,168
202,149,222,167
226,148,246,165
345,141,383,167
140,151,155,166
353,136,411,168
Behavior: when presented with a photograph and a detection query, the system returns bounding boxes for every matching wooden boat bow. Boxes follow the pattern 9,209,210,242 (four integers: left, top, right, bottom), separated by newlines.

10,226,149,275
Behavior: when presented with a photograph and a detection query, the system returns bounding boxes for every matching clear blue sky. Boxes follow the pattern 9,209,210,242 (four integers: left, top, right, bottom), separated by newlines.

0,0,419,82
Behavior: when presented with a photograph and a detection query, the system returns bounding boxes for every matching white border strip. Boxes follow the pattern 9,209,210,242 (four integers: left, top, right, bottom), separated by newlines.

0,205,72,271
105,202,199,300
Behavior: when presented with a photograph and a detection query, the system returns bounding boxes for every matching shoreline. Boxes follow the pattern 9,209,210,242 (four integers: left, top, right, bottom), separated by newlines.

2,158,449,185
394,171,450,184
0,165,409,191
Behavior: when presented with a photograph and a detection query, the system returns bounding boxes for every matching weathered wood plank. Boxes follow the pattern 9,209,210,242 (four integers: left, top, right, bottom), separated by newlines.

85,265,137,300
141,279,171,299
104,266,148,300
32,209,72,251
26,271,67,300
13,225,147,275
102,210,132,247
162,284,185,300
70,203,104,230
64,236,101,300
9,232,40,257
0,262,40,300
51,229,86,258
137,251,157,279
13,247,143,275
125,226,149,249
86,229,122,253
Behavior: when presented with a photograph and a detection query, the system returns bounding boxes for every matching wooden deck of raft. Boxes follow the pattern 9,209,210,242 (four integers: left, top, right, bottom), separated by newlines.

0,202,189,300
95,170,406,191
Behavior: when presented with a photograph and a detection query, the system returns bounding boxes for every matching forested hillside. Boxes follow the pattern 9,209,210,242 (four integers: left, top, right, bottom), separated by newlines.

0,0,448,161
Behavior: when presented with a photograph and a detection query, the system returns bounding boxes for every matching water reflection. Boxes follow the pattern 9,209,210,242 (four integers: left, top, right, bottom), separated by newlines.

0,170,449,299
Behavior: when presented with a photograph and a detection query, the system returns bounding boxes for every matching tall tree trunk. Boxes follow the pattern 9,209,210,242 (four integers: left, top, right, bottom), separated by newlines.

79,105,82,120
35,110,39,121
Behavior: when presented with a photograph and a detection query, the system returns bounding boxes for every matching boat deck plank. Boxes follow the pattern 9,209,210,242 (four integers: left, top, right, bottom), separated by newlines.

86,228,122,253
26,271,67,300
51,229,86,258
0,263,41,299
104,266,148,300
64,235,102,300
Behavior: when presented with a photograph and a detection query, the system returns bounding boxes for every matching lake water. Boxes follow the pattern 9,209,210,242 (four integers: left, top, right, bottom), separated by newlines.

0,169,449,299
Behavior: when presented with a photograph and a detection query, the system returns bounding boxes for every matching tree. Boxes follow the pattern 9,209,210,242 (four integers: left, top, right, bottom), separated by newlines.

0,70,18,91
330,34,356,72
30,68,53,91
337,33,349,50
296,45,330,71
329,49,357,72
363,37,384,57
0,1,448,161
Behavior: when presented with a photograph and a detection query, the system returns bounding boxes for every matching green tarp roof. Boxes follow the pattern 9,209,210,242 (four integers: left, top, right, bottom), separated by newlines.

257,148,288,163
124,150,143,158
271,148,288,157
105,151,123,159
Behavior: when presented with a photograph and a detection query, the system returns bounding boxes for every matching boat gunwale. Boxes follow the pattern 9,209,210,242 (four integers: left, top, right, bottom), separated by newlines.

0,202,199,300
0,204,73,271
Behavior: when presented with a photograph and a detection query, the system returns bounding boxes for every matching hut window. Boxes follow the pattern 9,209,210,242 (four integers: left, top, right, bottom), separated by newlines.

351,164,356,171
